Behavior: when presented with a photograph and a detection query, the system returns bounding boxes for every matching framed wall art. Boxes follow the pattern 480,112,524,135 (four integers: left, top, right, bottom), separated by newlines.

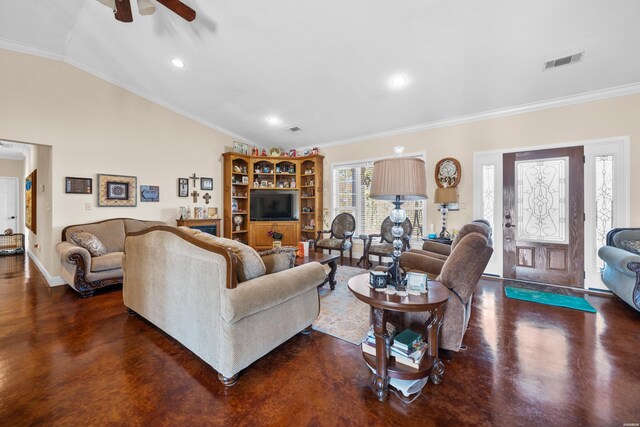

178,178,189,197
140,185,160,202
97,174,137,207
25,169,37,234
65,177,92,194
200,177,213,191
233,141,249,155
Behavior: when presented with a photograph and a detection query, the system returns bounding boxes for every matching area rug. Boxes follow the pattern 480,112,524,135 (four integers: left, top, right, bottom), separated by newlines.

505,286,597,313
313,266,370,345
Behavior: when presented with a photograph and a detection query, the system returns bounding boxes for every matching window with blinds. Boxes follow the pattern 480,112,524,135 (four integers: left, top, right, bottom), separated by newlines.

333,157,425,242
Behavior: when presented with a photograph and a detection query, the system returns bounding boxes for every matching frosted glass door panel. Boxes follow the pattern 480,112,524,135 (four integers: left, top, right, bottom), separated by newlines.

515,157,568,243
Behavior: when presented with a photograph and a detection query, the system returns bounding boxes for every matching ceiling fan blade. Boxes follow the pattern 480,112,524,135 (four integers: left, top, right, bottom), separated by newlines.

156,0,196,21
114,0,133,22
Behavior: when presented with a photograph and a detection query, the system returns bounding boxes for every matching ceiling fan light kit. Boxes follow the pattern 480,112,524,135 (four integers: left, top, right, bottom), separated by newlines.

98,0,196,22
137,0,156,16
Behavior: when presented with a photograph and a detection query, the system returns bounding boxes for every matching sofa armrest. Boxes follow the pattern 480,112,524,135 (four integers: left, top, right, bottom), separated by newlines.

56,241,92,268
221,262,326,323
598,246,640,276
420,240,452,256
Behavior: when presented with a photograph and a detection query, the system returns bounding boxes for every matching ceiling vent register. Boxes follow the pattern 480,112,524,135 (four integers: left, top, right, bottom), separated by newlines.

544,52,584,70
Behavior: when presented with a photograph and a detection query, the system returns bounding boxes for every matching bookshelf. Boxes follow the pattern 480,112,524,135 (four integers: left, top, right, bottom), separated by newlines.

223,152,323,250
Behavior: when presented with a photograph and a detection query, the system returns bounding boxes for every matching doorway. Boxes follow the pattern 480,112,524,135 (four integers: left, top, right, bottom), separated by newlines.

0,177,19,232
473,138,630,289
502,147,584,287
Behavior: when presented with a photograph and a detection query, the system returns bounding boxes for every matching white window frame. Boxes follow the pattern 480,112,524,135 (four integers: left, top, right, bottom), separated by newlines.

473,137,630,287
332,151,428,250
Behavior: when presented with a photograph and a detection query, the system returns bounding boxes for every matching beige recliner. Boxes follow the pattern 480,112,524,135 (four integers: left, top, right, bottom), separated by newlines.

123,226,326,386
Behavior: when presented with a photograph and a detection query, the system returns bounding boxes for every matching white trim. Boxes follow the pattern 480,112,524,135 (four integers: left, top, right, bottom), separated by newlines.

27,250,66,287
472,136,631,287
0,39,64,61
304,84,640,150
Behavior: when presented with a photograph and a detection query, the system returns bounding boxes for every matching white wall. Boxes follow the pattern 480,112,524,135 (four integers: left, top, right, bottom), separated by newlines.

0,48,235,280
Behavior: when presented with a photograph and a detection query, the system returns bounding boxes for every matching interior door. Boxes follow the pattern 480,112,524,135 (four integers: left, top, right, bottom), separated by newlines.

0,177,18,232
503,146,584,287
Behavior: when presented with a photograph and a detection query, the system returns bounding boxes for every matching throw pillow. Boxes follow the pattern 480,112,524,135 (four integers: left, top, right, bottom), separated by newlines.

619,240,640,255
70,231,108,257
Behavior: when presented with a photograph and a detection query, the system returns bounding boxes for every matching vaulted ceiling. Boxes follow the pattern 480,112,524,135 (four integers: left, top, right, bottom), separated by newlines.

1,0,640,148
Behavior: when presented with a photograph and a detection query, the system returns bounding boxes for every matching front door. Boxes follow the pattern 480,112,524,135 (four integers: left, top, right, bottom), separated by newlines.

0,177,18,232
503,146,584,287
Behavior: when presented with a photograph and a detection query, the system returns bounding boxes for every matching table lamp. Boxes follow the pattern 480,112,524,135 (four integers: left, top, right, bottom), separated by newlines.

434,187,458,239
370,149,427,288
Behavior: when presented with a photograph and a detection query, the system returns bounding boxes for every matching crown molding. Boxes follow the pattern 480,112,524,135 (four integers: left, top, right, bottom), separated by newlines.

0,39,64,61
308,82,640,150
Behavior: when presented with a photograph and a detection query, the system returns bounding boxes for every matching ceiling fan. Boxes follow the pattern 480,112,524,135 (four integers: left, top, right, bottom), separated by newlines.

97,0,196,23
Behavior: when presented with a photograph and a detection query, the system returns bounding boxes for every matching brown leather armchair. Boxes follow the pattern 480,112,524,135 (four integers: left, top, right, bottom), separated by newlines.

401,220,492,277
315,212,356,264
396,230,493,352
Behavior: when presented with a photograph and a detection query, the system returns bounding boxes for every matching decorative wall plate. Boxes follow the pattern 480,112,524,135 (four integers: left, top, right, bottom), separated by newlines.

269,147,282,156
435,157,461,188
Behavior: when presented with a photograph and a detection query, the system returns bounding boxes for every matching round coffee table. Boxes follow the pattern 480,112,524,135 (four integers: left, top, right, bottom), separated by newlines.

348,273,450,402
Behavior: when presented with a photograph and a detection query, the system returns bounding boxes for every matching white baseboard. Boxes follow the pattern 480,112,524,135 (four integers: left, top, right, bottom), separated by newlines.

26,250,66,287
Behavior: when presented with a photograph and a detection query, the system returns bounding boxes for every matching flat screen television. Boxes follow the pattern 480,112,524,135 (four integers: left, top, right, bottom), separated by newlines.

250,191,297,221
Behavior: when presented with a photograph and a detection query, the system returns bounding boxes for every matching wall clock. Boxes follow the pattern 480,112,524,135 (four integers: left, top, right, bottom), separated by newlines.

435,157,461,188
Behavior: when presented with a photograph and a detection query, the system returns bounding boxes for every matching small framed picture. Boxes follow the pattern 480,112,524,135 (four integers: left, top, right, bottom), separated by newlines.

242,176,249,184
207,207,218,219
178,178,189,197
260,181,268,188
233,141,249,155
201,177,213,191
140,185,159,202
65,177,92,194
406,272,428,293
106,181,129,200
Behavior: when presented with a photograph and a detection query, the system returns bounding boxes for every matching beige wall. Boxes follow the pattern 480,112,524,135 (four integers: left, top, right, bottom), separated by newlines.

322,93,640,235
0,48,235,279
0,158,23,177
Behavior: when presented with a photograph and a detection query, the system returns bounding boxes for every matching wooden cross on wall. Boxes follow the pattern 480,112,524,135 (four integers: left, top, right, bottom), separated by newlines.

203,193,211,204
191,190,199,203
190,173,200,187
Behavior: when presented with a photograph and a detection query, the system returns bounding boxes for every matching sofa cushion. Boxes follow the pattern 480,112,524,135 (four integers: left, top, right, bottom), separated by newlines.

124,219,166,234
65,220,126,253
90,252,124,272
618,240,640,255
69,231,108,257
179,227,266,282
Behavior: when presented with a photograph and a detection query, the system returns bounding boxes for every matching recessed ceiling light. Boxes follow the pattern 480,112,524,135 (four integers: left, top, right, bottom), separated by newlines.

171,58,185,68
266,116,282,126
389,74,409,89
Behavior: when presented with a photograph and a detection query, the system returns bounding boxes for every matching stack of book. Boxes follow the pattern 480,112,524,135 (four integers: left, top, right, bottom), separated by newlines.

361,328,427,370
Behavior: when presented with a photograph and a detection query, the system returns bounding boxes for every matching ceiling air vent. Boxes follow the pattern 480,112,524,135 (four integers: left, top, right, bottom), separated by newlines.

544,52,584,70
288,126,301,132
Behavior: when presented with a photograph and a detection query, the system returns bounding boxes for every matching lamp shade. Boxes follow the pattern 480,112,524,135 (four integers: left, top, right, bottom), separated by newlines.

370,157,428,201
434,187,458,204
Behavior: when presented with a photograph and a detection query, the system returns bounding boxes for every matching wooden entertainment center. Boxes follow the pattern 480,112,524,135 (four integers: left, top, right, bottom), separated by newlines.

222,152,324,250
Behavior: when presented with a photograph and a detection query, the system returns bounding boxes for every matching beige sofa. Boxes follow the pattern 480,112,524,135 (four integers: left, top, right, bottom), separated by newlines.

123,226,326,386
56,218,165,297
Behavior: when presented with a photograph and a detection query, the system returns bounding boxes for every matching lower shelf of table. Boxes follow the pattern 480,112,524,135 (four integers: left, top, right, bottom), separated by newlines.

363,352,435,381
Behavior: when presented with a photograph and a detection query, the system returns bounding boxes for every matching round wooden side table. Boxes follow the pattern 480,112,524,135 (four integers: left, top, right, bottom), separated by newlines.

348,273,450,402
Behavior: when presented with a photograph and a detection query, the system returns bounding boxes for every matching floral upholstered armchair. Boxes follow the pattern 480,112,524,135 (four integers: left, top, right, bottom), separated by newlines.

359,216,412,269
315,212,356,264
598,228,640,312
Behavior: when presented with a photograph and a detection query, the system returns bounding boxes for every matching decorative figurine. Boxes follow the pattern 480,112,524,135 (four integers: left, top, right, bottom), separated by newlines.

261,148,267,156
